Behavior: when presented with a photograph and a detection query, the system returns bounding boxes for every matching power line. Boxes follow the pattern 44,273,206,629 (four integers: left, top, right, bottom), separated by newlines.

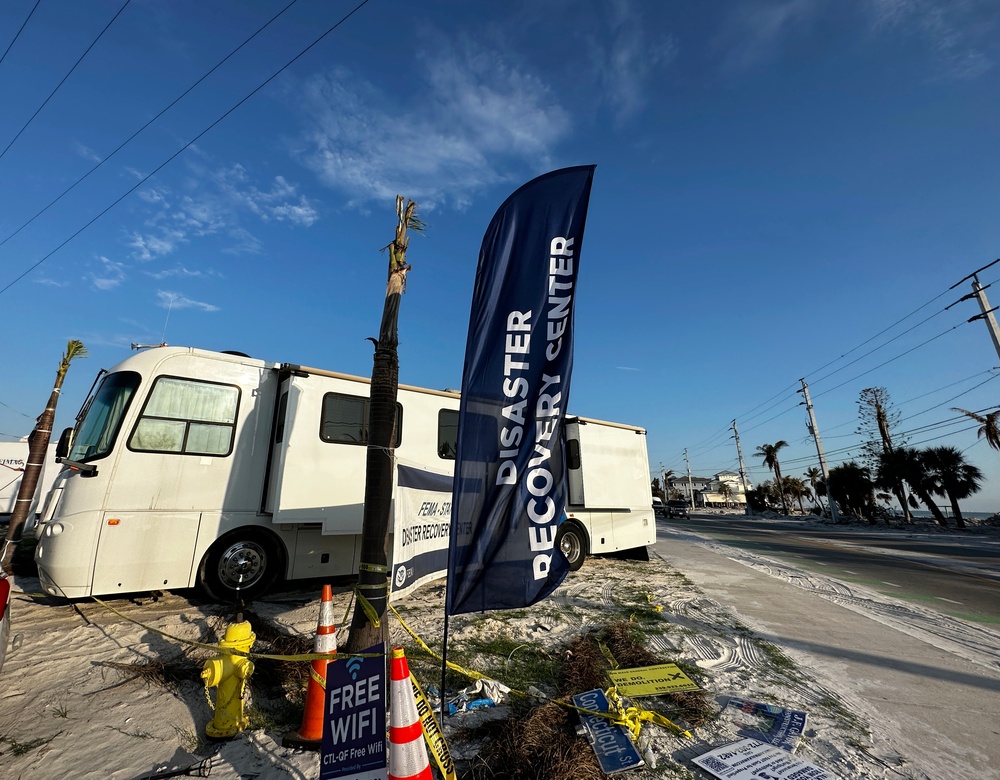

0,0,42,68
0,0,303,251
811,319,965,400
807,305,948,387
819,370,999,438
0,0,374,296
0,0,133,162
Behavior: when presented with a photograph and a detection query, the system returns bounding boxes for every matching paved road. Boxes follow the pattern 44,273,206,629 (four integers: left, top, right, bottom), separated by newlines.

662,514,1000,624
651,519,1000,780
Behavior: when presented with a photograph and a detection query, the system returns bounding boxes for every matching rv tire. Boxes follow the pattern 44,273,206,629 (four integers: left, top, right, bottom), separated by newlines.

198,528,285,603
556,521,587,571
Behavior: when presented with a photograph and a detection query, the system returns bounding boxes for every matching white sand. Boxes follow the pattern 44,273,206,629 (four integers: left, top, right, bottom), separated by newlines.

1,516,997,779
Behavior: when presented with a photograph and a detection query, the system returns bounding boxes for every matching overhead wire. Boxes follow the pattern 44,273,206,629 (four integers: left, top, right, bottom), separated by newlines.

0,0,133,162
0,0,42,68
0,0,374,297
0,0,303,251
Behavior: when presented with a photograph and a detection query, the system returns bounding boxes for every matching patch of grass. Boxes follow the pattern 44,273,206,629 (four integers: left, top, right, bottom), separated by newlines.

756,640,807,685
51,703,69,719
106,725,156,739
451,634,562,693
0,733,59,756
172,725,206,753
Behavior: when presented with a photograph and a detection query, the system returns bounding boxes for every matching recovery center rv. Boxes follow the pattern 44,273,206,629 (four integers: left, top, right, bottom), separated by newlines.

33,346,655,601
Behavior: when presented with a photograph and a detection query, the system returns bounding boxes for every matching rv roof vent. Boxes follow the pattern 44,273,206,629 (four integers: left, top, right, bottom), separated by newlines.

222,350,251,357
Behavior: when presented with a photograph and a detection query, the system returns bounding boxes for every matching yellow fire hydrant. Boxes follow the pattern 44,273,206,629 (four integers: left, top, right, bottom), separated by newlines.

201,620,256,739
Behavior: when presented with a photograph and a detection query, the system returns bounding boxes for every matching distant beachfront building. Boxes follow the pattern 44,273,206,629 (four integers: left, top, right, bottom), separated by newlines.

664,471,749,508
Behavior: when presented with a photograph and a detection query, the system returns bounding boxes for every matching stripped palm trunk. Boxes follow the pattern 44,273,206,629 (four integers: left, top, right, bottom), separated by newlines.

1,340,87,573
344,197,421,654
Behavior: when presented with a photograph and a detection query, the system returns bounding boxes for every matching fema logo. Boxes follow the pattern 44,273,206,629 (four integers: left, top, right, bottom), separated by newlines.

394,565,407,588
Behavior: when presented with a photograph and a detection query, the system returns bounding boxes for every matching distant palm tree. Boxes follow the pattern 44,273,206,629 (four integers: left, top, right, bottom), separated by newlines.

828,461,876,522
923,445,983,529
754,441,790,515
804,466,825,512
895,447,948,527
953,407,1000,452
718,482,733,507
783,476,810,514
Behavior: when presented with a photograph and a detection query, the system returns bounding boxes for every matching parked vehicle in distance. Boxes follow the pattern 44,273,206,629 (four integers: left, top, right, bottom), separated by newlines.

652,497,665,516
665,499,689,519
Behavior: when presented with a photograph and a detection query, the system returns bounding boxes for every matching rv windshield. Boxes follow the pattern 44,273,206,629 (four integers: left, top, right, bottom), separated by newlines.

69,371,141,462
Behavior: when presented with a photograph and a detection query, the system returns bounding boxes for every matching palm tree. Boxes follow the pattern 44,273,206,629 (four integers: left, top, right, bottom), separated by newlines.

875,448,915,524
895,447,948,528
754,441,790,515
828,461,876,522
718,482,733,508
1,340,87,572
344,197,422,656
923,446,983,529
781,476,810,514
804,466,825,513
953,407,1000,452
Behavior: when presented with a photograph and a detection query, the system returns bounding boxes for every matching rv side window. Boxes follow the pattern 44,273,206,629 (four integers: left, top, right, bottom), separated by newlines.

437,409,459,459
320,393,401,446
566,438,582,470
274,390,288,444
128,377,240,456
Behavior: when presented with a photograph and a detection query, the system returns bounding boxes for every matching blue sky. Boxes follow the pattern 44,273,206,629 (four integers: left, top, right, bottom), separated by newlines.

2,0,999,511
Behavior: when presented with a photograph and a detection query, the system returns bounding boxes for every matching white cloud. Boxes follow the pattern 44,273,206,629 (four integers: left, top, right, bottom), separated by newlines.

714,0,823,72
129,229,187,262
75,143,102,163
869,0,994,78
90,256,126,290
589,0,679,122
145,264,212,280
296,40,571,209
156,290,220,312
213,168,319,226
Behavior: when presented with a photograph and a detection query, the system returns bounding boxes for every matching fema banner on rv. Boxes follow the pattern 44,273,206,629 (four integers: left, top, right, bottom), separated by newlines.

389,464,453,602
446,165,596,615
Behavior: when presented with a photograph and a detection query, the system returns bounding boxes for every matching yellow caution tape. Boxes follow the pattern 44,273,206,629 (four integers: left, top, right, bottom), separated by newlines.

88,596,379,662
410,672,457,780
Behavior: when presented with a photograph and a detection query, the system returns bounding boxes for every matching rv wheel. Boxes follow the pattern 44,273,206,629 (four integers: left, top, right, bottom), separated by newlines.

556,522,588,571
199,529,284,603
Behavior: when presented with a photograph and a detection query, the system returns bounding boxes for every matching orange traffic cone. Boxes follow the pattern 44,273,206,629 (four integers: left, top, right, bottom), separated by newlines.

388,646,432,780
283,584,337,749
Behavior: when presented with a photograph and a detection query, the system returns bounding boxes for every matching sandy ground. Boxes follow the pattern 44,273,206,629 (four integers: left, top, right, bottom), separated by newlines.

1,513,998,779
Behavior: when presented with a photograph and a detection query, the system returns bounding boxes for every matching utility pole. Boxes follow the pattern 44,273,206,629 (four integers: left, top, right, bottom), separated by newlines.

949,259,1000,362
798,379,838,523
731,420,750,516
684,448,695,511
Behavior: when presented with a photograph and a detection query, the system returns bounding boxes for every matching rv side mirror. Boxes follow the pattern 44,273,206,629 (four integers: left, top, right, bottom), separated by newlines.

55,427,74,460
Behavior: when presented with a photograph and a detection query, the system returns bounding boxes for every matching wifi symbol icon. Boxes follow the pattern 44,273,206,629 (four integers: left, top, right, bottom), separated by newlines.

346,657,364,680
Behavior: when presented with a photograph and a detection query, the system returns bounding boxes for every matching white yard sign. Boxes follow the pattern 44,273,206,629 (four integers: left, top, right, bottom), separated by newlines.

693,738,839,780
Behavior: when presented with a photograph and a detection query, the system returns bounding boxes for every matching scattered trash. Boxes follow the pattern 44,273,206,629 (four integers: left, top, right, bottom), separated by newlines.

694,737,839,779
572,688,645,775
447,678,511,714
607,662,700,697
723,696,808,752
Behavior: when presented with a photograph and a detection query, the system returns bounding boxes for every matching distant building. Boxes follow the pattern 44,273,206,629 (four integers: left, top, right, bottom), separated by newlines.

667,471,750,508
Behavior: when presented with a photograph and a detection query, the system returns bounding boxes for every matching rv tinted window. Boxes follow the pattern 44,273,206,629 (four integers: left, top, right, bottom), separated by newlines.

69,371,141,462
128,377,239,456
438,409,459,459
320,393,401,446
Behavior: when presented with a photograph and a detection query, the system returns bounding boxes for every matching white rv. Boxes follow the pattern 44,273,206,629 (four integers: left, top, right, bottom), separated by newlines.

33,346,654,601
1,441,59,521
